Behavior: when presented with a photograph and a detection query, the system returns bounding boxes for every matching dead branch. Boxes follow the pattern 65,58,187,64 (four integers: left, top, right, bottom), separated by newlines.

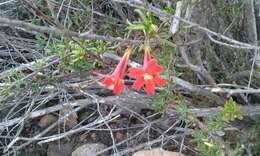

178,46,216,85
1,88,260,131
184,105,260,117
0,17,141,44
0,55,59,80
210,87,260,95
0,98,92,131
229,70,260,81
170,1,182,35
112,0,260,50
244,0,260,91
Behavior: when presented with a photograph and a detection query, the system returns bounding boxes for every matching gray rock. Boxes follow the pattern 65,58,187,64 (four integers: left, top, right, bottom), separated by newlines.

47,142,73,156
72,143,108,156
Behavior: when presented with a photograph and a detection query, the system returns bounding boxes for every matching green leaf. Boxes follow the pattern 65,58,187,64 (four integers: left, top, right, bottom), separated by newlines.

220,98,244,122
127,23,146,31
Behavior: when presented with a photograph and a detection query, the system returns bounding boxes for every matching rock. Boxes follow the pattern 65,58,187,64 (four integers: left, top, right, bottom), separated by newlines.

38,115,57,128
72,143,108,156
133,148,185,156
47,142,73,156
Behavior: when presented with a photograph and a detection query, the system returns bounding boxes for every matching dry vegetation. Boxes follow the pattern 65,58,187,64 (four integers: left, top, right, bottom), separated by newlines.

0,0,260,156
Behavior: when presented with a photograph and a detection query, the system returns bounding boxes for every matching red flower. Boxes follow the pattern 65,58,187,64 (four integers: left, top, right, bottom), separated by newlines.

102,48,131,94
143,45,151,68
128,46,166,96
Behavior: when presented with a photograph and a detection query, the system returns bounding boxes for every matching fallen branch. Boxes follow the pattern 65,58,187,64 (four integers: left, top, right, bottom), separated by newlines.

210,88,260,95
1,89,260,131
183,105,260,117
0,99,92,130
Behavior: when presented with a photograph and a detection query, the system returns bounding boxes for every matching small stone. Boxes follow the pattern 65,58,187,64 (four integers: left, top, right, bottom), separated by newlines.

133,148,186,156
47,142,73,156
38,115,57,128
72,143,108,156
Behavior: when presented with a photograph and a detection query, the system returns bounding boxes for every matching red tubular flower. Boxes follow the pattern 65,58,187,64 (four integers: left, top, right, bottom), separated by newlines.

102,48,131,94
128,46,166,96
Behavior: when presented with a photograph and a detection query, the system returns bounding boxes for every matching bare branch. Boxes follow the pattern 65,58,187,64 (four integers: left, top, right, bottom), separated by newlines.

112,0,260,50
0,17,142,44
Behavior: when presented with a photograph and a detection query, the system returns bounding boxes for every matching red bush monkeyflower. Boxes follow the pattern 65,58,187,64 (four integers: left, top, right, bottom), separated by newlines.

128,46,166,96
102,48,131,94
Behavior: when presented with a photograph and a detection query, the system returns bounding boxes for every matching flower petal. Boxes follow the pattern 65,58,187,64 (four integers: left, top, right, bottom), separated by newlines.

154,75,166,87
143,46,151,68
146,59,164,73
113,79,124,94
145,80,155,96
103,76,114,87
132,77,145,91
113,83,122,94
113,48,131,78
128,67,144,78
